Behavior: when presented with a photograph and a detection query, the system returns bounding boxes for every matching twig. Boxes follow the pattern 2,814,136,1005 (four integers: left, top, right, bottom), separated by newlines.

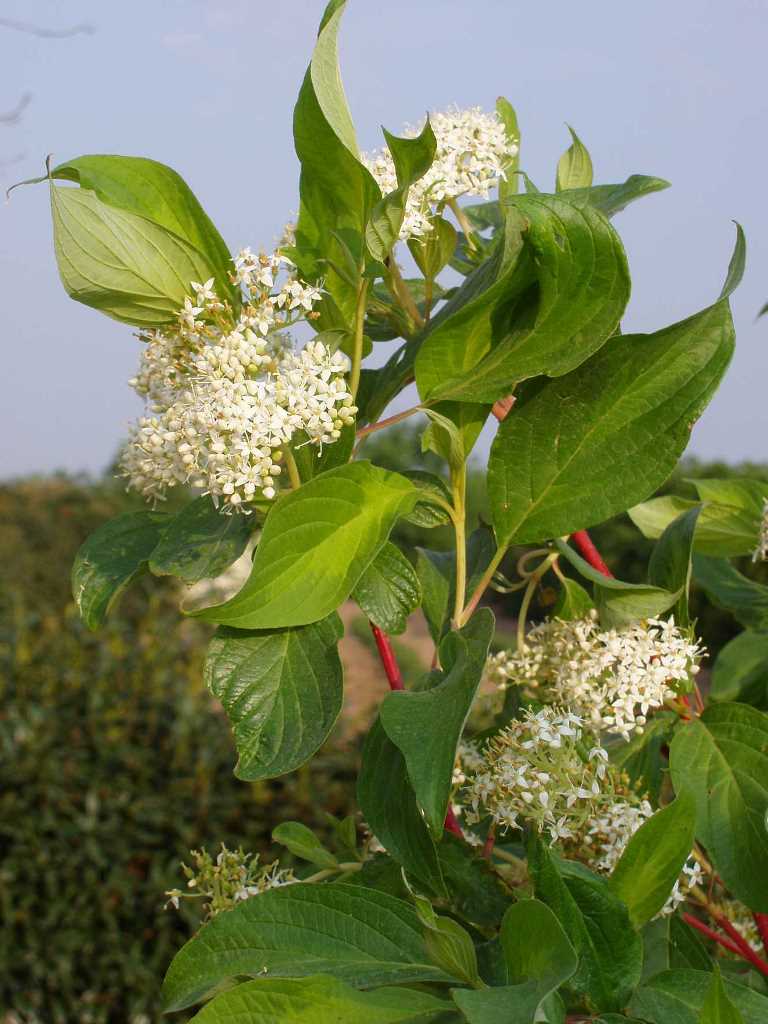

369,624,404,691
683,913,743,956
755,913,768,956
571,529,613,578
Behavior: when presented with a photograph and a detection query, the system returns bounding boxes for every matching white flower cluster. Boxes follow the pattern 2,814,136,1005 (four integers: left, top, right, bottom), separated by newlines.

753,497,768,562
488,614,703,741
463,708,611,843
120,250,357,511
363,106,518,240
582,795,703,915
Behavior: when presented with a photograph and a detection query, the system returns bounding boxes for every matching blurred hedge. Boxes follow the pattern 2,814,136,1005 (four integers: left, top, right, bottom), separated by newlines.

0,477,358,1024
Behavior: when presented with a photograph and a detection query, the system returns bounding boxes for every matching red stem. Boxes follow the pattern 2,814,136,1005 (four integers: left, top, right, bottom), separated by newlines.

444,806,464,838
683,913,744,956
755,913,768,956
369,623,404,691
571,529,614,578
683,912,768,976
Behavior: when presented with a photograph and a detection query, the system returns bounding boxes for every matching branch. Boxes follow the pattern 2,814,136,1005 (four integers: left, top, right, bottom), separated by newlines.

571,529,614,578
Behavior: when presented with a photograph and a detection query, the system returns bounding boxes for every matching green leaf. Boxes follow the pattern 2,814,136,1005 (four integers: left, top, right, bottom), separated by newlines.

555,538,679,628
693,556,768,630
452,900,577,1024
272,822,338,869
187,975,449,1024
555,174,670,217
357,717,447,897
528,838,643,1013
71,511,169,630
203,615,343,781
192,462,418,630
422,404,488,475
609,712,677,803
648,507,701,626
148,496,252,584
489,298,735,547
380,610,494,836
496,96,521,201
408,215,458,279
400,471,452,528
711,631,768,708
699,969,747,1024
415,193,630,404
290,421,356,482
720,222,747,300
669,917,713,973
414,548,453,645
161,882,455,1012
553,577,595,620
50,183,216,327
556,125,594,191
352,542,422,635
642,916,671,981
630,493,765,559
628,969,768,1024
51,154,238,308
608,790,697,927
669,703,768,911
436,834,512,928
415,898,481,988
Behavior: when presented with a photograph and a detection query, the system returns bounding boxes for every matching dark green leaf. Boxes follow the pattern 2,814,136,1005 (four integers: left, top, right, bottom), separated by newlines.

528,838,643,1013
50,184,215,326
161,883,456,1012
648,507,701,626
416,193,630,404
556,125,593,191
51,154,238,308
357,717,446,897
693,556,768,630
700,968,747,1024
669,703,768,911
148,496,252,584
669,917,713,973
609,712,677,803
720,222,747,300
187,975,450,1023
711,632,768,708
380,610,494,836
609,790,697,926
414,548,453,645
642,917,671,981
489,299,734,547
203,615,343,781
436,834,512,928
353,542,421,635
628,969,768,1024
559,174,670,217
71,511,169,630
192,462,418,629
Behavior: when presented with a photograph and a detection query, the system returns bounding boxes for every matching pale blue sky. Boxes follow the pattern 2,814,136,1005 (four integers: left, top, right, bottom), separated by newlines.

2,0,766,478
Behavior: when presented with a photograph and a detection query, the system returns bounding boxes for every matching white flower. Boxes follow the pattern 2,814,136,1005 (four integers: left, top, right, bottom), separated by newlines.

753,497,768,562
488,614,704,741
362,106,519,241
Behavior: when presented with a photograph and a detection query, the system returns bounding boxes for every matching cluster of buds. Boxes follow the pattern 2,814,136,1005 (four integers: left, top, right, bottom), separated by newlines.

753,497,768,562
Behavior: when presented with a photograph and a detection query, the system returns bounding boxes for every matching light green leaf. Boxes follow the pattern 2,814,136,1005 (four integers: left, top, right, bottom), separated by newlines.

203,615,343,781
352,542,422,635
669,703,768,911
648,507,700,626
556,125,594,191
357,717,446,897
51,154,238,307
272,822,338,869
71,511,169,630
188,975,449,1024
699,969,746,1024
380,611,494,837
50,184,216,326
400,470,452,528
421,404,488,475
192,462,418,630
628,969,768,1024
710,631,768,707
559,174,670,217
553,577,595,620
609,790,697,927
693,556,768,630
416,193,630,404
408,215,458,278
496,96,521,201
489,299,734,547
162,883,456,1012
149,496,252,584
630,494,765,559
719,222,747,300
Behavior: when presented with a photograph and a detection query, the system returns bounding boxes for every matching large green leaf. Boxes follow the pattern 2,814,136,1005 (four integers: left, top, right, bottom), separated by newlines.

710,631,768,708
161,883,455,1012
51,154,238,307
560,174,670,217
380,610,494,836
489,299,734,547
415,193,630,403
669,703,768,911
608,790,697,927
192,462,418,630
628,970,768,1024
630,495,764,558
204,614,343,781
188,975,449,1023
693,556,768,630
357,717,446,897
648,507,700,626
149,496,252,584
50,184,216,326
528,838,643,1013
699,970,746,1024
352,542,421,635
452,900,577,1023
71,511,169,630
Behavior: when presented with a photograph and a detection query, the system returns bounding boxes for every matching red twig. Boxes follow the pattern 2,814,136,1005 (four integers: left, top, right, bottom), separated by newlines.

444,806,464,838
482,824,496,860
683,912,768,976
369,623,405,691
683,913,744,956
571,529,614,578
755,913,768,956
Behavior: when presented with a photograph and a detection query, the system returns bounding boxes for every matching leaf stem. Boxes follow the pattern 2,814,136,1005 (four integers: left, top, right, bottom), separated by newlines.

284,448,301,490
448,197,477,252
458,546,507,627
349,278,370,401
303,862,363,885
451,464,468,628
516,553,558,651
388,259,424,329
355,404,423,441
369,623,405,691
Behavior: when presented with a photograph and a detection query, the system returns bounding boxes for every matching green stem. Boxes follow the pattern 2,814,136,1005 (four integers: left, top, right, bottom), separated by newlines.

284,448,301,490
355,404,423,441
388,259,424,329
448,198,477,252
458,545,507,627
516,553,558,651
302,862,363,885
451,464,468,628
350,279,370,401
